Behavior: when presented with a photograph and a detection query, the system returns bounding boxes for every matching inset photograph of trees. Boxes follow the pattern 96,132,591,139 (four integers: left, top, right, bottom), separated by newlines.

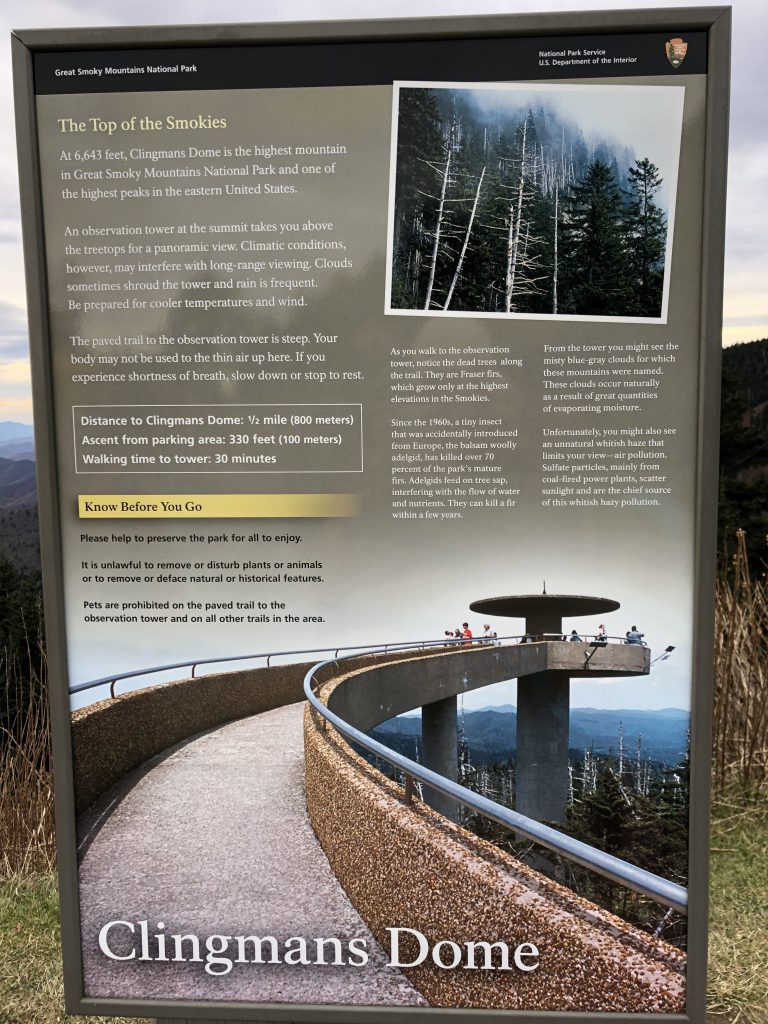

387,83,685,321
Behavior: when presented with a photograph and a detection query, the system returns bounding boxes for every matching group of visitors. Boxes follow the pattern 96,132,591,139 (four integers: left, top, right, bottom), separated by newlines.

517,622,646,645
443,623,499,646
564,623,607,643
566,624,646,645
443,622,646,646
624,626,646,645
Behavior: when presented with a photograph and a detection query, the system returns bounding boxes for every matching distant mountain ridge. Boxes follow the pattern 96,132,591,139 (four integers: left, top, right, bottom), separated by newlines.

371,706,690,767
0,422,34,443
0,422,35,462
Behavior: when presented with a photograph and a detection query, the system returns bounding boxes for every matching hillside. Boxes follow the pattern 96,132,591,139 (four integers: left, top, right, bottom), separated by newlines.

720,338,768,569
723,337,768,411
0,457,37,506
0,505,40,572
0,438,39,570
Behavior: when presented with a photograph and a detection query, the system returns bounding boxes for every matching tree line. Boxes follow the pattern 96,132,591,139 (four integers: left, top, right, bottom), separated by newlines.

719,339,768,574
367,712,689,943
391,88,669,319
462,739,689,946
0,553,44,736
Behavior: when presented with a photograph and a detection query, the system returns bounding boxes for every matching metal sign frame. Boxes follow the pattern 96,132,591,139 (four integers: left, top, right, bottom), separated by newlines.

12,7,730,1022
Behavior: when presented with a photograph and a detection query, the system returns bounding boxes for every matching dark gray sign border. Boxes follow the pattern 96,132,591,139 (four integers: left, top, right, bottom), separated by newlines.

12,7,730,1023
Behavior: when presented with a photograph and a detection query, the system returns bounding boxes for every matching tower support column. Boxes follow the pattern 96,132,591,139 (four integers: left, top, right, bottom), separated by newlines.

516,671,570,825
421,695,459,822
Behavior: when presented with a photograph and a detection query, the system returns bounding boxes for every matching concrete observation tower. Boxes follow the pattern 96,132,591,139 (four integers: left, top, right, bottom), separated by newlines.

434,592,651,825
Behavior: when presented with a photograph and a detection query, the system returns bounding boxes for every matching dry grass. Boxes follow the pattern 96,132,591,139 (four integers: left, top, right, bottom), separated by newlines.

707,533,768,1023
707,794,768,1023
0,618,55,879
0,619,150,1021
1,538,768,1021
0,871,150,1024
713,530,768,798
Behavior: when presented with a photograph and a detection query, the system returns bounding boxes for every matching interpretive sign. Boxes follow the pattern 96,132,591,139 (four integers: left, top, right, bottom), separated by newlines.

13,9,729,1023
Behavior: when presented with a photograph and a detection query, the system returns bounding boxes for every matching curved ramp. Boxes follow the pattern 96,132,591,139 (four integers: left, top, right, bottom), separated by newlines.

304,656,686,1014
326,640,649,729
77,702,426,1007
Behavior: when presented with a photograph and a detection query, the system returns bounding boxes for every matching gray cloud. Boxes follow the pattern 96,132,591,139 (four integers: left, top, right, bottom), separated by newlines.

0,0,764,355
0,301,29,360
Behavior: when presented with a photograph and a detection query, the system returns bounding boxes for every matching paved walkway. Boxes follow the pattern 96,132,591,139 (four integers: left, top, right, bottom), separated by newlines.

78,702,425,1007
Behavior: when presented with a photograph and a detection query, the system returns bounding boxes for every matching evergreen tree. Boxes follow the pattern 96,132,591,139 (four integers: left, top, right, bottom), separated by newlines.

623,157,667,316
561,158,628,315
634,751,690,887
723,337,768,411
578,764,631,854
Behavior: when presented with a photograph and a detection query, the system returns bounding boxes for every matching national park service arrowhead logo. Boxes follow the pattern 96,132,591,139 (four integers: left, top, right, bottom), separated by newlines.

665,38,688,69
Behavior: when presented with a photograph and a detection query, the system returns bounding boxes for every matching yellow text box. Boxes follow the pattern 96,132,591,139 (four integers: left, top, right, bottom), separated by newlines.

78,494,359,519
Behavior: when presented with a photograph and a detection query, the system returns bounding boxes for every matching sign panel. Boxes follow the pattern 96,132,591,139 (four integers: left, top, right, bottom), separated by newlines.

13,10,729,1022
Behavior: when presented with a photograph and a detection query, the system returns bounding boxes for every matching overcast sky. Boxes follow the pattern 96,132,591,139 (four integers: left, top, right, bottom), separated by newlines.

0,0,764,421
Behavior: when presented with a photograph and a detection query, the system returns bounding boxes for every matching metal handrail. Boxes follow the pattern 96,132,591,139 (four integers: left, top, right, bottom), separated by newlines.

303,654,688,917
68,636,474,697
70,632,632,698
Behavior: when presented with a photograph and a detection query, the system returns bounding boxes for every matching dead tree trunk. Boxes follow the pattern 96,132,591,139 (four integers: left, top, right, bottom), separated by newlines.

423,148,452,311
505,118,528,313
552,187,559,315
444,166,485,310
